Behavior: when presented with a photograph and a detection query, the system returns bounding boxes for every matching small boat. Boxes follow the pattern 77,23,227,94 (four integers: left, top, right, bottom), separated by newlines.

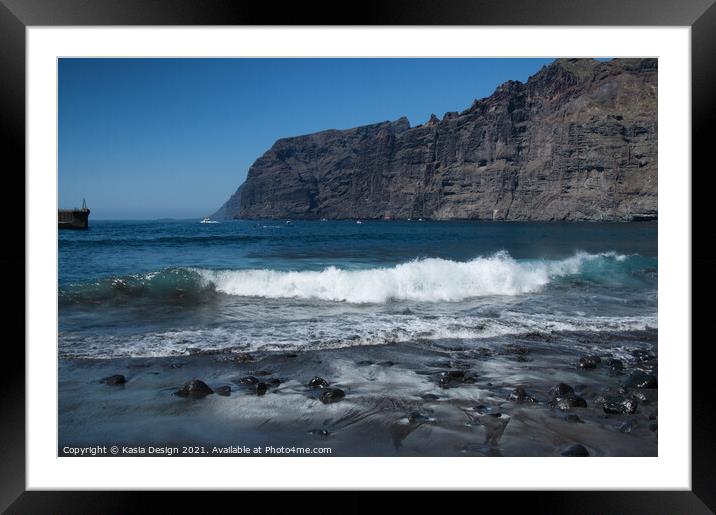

356,220,363,224
200,217,219,224
286,220,292,225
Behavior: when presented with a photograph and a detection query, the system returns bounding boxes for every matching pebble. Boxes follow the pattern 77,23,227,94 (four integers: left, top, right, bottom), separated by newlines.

603,396,638,415
308,376,329,388
318,388,345,404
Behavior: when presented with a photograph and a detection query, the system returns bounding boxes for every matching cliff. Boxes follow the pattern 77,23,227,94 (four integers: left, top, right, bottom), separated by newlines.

215,58,657,221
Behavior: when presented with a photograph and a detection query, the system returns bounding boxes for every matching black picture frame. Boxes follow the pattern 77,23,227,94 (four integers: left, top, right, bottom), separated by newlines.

1,0,714,512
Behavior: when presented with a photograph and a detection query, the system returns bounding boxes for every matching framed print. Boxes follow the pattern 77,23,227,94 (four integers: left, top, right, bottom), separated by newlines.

2,0,714,511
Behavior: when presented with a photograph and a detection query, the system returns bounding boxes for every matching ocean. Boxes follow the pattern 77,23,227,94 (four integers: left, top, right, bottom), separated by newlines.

58,220,658,456
59,220,657,358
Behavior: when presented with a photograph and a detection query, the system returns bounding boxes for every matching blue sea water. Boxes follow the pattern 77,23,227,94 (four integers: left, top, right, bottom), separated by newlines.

58,220,657,359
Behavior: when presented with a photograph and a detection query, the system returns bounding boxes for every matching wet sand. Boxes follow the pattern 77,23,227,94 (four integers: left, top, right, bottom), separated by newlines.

59,330,657,457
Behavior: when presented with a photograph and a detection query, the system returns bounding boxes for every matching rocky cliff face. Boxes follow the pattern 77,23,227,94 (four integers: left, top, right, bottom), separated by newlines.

216,58,657,221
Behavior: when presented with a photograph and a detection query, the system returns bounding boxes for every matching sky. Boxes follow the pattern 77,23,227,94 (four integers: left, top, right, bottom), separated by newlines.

59,58,560,220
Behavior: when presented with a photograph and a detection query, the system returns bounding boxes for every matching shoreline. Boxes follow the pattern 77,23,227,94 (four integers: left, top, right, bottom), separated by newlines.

59,334,658,457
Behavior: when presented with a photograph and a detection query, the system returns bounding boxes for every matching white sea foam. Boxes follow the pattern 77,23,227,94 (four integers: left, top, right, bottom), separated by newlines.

194,251,626,304
58,311,656,359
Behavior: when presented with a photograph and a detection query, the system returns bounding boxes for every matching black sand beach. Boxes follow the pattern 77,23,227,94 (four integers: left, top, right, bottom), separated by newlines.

59,329,657,457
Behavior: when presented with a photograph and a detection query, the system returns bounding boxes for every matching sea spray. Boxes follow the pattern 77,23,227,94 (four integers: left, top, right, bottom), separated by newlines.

195,251,635,303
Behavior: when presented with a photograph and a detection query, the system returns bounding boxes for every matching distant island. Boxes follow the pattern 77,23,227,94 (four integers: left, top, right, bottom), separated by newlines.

214,58,657,222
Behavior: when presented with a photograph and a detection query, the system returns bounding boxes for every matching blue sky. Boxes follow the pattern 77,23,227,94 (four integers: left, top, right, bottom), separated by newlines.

59,58,559,219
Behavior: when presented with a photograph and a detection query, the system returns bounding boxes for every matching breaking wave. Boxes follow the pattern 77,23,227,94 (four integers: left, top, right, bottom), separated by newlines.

196,251,649,303
59,251,655,306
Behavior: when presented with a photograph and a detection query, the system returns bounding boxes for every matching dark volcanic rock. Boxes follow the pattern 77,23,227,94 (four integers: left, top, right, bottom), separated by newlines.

438,370,477,388
631,348,656,362
308,376,329,388
100,374,126,386
619,420,636,433
507,386,537,403
607,358,625,375
215,385,231,396
255,382,268,396
438,376,456,389
175,379,214,398
550,383,575,397
622,370,658,389
578,355,602,369
603,396,638,415
549,383,586,410
550,394,587,411
561,444,590,457
216,59,657,222
318,388,345,404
